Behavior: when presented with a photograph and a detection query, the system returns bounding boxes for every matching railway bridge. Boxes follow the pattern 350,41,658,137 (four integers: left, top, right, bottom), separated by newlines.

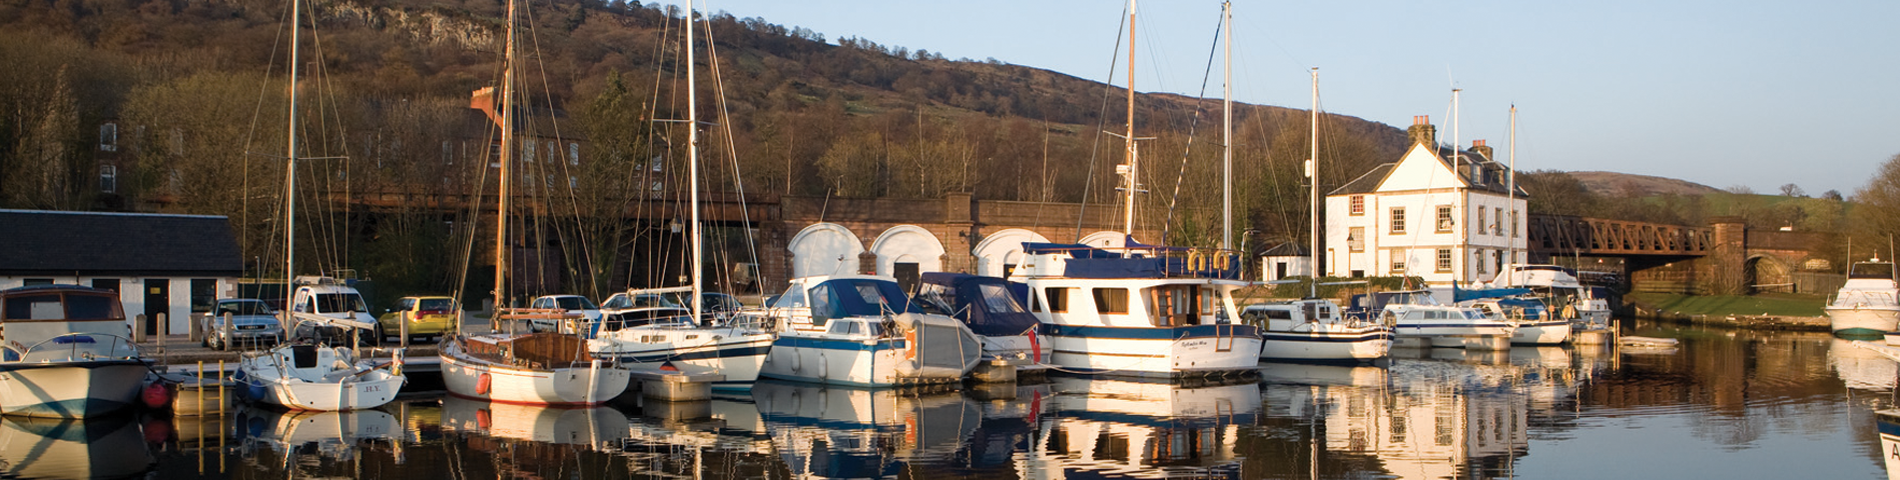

1525,215,1833,295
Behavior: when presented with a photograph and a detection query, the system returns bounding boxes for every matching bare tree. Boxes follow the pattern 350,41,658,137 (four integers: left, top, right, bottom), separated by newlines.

1779,183,1805,197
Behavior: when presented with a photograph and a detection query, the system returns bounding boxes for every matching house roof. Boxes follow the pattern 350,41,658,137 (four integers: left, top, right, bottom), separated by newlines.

1259,242,1309,257
0,209,243,276
1327,143,1530,197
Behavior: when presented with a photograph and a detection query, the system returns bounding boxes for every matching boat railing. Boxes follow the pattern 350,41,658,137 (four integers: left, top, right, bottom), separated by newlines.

1054,246,1247,280
16,332,143,362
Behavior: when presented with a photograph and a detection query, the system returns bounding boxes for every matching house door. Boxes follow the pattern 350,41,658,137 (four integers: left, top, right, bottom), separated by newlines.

893,262,920,293
144,279,169,336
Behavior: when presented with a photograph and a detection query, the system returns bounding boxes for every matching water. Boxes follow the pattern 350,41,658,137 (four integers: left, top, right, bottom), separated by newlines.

16,321,1900,479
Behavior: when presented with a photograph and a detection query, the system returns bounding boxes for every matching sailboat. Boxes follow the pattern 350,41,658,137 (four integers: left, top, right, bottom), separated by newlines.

1013,0,1262,377
436,0,630,406
1246,66,1392,363
232,0,405,411
583,1,775,389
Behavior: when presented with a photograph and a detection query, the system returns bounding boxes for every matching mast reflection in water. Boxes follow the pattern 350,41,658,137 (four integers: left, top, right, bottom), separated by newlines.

15,324,1900,479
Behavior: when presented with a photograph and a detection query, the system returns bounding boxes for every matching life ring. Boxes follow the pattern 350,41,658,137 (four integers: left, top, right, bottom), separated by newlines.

475,372,492,395
1188,250,1207,271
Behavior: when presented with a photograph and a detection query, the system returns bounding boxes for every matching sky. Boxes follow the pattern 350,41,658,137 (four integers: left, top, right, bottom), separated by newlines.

687,0,1899,197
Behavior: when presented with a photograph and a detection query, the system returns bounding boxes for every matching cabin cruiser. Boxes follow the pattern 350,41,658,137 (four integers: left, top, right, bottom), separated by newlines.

1241,299,1391,363
1827,260,1899,337
914,272,1053,373
0,285,153,418
1355,290,1515,348
1491,264,1612,326
756,275,983,386
1012,241,1262,377
1456,288,1572,345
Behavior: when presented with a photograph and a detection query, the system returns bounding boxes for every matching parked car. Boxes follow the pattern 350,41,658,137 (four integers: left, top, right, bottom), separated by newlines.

527,295,601,334
287,276,380,345
376,296,457,343
198,298,285,350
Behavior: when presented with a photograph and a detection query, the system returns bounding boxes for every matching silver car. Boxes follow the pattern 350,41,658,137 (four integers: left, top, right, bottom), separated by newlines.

199,299,285,350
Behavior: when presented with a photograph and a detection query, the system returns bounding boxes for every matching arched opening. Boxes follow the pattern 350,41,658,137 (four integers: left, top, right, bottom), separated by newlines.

870,225,945,292
1743,255,1790,294
788,223,863,279
973,228,1050,278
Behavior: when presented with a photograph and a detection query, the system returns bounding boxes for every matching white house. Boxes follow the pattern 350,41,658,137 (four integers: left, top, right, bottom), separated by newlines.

1323,116,1528,287
0,209,244,336
1259,242,1311,282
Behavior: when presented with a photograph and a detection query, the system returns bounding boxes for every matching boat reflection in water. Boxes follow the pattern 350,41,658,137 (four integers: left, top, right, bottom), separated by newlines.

752,380,980,478
0,414,153,478
1830,338,1897,392
1029,376,1258,479
1258,345,1598,479
233,406,402,476
439,395,630,448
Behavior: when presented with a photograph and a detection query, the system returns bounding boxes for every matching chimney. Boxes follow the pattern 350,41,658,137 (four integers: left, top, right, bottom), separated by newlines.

1470,139,1493,161
1407,115,1436,148
470,87,502,128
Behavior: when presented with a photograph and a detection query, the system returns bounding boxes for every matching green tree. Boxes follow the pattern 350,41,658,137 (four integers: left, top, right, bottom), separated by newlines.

1850,153,1900,249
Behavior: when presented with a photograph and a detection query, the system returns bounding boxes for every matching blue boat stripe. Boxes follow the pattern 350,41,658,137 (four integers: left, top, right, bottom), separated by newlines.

1261,332,1393,343
1044,324,1261,340
611,345,771,364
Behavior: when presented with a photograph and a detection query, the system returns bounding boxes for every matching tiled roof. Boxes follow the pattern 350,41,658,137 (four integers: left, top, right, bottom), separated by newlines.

1327,144,1529,197
0,209,243,276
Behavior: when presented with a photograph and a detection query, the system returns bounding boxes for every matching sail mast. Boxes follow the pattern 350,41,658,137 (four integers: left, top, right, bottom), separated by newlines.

1220,1,1232,251
283,0,299,293
1308,68,1319,298
686,0,703,322
1508,105,1517,266
1121,0,1138,237
493,0,516,309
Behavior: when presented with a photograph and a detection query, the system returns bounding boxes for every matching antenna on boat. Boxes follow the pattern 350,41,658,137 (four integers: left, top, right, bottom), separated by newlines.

1221,0,1232,252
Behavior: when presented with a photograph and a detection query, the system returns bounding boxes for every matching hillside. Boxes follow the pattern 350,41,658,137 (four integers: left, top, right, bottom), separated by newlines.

1566,171,1722,197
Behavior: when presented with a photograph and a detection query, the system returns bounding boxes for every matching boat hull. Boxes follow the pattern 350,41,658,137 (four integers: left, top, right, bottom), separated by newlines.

440,344,630,406
1393,321,1516,340
760,335,969,387
593,328,773,391
1258,328,1392,363
1510,320,1573,345
0,360,150,418
1827,306,1900,337
1044,324,1263,377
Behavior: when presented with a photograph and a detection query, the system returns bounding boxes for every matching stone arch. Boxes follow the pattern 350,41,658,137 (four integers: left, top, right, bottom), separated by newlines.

870,225,946,291
1743,254,1791,294
788,223,863,279
1078,231,1127,248
973,228,1051,277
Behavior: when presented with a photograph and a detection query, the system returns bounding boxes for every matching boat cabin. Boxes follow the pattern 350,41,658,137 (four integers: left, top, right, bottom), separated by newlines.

768,275,921,334
0,285,137,361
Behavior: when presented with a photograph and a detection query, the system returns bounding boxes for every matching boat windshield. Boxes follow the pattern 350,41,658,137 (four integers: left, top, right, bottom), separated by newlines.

1850,263,1896,280
3,292,122,320
809,278,922,319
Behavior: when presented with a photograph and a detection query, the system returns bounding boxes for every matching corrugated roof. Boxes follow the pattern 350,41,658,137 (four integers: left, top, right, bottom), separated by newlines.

0,209,243,276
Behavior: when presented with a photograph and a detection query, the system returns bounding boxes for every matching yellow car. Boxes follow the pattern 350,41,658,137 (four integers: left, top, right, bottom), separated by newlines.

377,296,458,343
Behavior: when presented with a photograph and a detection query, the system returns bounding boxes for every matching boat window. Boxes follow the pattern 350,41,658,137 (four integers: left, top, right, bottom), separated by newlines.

1465,310,1487,320
4,294,64,320
1148,286,1199,326
828,321,851,335
65,294,120,320
1093,288,1129,315
1851,263,1896,280
601,294,629,309
1046,288,1070,313
313,293,368,314
978,284,1025,314
808,284,833,326
866,321,886,337
1404,311,1425,320
1301,302,1319,321
772,285,806,309
852,283,884,306
1262,309,1294,320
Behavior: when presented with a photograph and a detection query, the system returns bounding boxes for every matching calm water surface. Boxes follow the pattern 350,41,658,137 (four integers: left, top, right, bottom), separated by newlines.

15,320,1899,479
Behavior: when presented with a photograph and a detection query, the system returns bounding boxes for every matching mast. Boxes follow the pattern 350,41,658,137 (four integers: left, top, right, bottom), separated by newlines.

1220,1,1232,251
1121,0,1138,237
686,0,703,322
1507,105,1517,267
283,0,300,294
493,0,517,309
1451,88,1462,284
1308,68,1319,298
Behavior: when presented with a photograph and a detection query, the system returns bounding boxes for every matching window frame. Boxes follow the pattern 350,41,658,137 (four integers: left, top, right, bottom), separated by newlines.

1389,250,1407,274
1436,248,1453,273
1389,207,1406,235
1091,287,1129,315
1349,195,1365,215
1435,205,1454,233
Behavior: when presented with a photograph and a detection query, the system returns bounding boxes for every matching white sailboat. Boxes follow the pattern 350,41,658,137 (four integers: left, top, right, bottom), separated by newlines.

586,6,774,388
1014,0,1262,378
233,0,405,411
1248,65,1392,363
1828,259,1900,337
436,0,629,406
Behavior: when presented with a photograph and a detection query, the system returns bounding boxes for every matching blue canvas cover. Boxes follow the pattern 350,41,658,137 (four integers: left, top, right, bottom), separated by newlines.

1495,298,1549,319
808,278,922,320
1453,287,1534,302
917,273,1041,337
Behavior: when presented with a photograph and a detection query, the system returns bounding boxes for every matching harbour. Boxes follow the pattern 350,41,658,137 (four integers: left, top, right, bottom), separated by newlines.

0,320,1883,479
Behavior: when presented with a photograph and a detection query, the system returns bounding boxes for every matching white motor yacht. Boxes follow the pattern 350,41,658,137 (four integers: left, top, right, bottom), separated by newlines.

1242,299,1390,363
1828,260,1900,337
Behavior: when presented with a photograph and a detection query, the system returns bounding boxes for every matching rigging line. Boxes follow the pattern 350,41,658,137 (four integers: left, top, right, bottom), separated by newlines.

240,0,293,281
1077,0,1131,242
1160,8,1225,246
523,0,598,296
303,0,348,276
702,9,766,295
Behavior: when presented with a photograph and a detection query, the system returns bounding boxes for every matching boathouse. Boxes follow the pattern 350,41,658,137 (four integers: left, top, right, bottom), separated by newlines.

0,209,243,336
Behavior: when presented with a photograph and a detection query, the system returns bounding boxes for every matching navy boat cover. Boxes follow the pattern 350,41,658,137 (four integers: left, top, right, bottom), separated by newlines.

809,277,922,320
916,272,1041,337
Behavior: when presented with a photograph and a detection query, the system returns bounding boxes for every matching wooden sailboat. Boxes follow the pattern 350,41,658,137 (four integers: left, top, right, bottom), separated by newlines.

436,0,629,406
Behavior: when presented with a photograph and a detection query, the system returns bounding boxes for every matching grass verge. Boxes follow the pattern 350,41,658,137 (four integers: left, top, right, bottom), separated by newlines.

1628,292,1826,317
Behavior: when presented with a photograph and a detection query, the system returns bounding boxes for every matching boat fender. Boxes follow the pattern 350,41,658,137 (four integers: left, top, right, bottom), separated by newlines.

904,328,918,361
476,372,492,395
477,408,492,430
141,382,172,410
1027,327,1041,363
817,352,828,380
791,350,802,372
